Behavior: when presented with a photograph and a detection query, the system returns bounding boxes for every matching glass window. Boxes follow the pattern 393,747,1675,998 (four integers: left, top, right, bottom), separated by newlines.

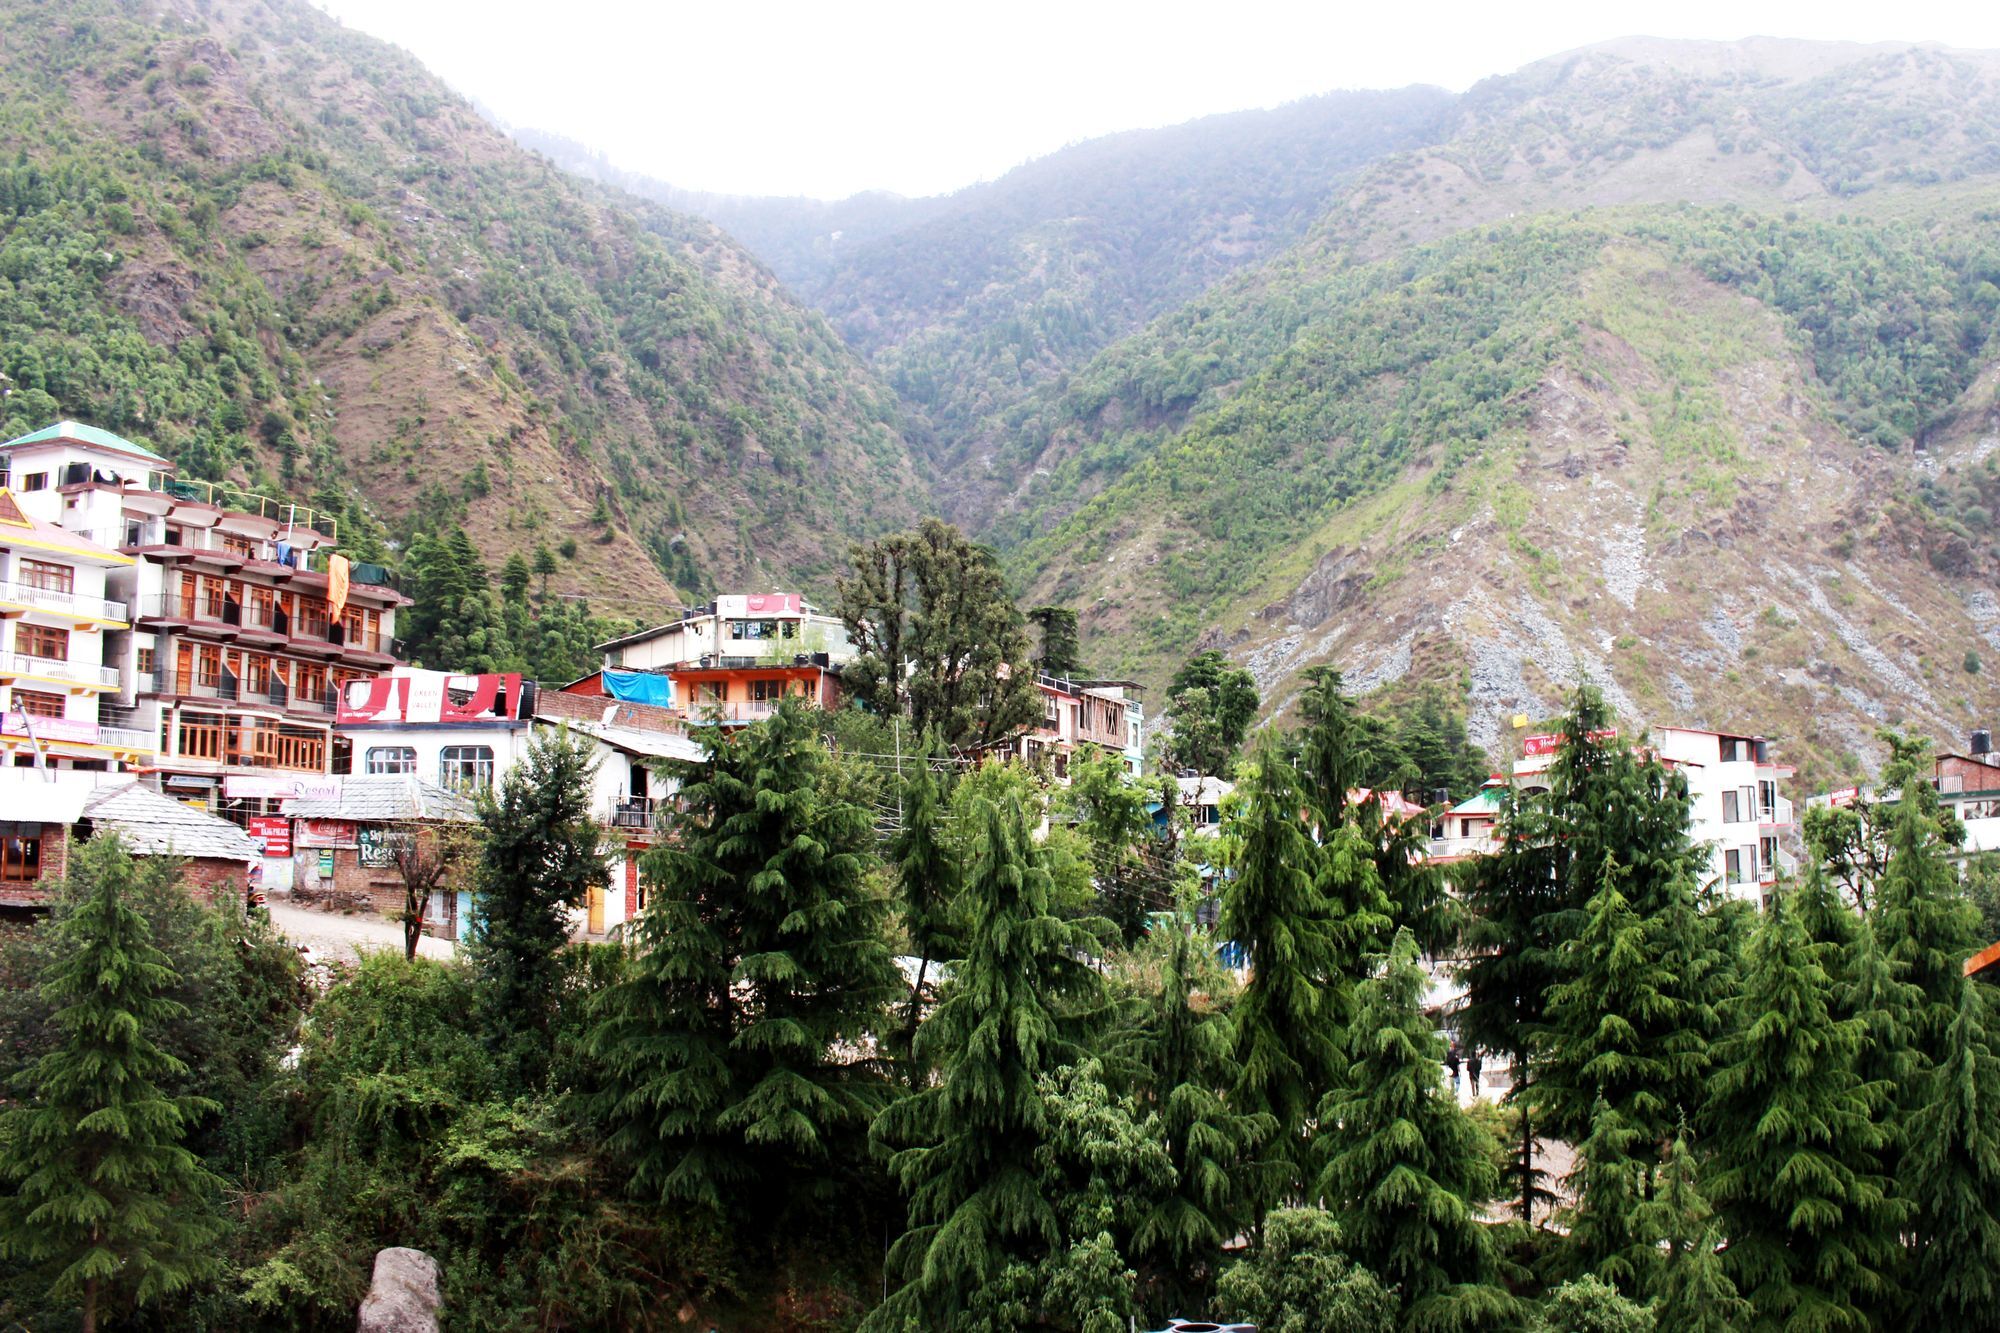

440,745,495,790
18,560,72,593
13,690,64,718
365,746,417,775
15,624,68,661
19,473,46,492
1724,848,1743,883
751,678,784,702
0,834,41,880
1721,790,1741,823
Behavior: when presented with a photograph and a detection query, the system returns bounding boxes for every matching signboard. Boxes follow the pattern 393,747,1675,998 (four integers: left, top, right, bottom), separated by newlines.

317,849,335,879
1521,728,1618,758
0,712,101,744
296,818,358,850
224,774,340,802
339,671,523,726
246,816,291,858
1828,786,1862,809
357,826,412,869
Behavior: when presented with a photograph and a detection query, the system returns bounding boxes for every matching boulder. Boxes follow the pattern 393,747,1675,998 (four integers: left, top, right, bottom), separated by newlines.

357,1247,441,1333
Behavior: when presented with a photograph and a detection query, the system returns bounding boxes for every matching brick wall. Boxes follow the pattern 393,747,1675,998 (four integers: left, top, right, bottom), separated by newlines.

533,689,687,735
179,857,249,907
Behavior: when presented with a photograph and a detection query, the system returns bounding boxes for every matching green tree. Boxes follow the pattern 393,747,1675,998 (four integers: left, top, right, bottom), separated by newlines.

1221,746,1347,1207
0,838,226,1332
468,726,607,1083
1211,1208,1398,1333
532,542,558,597
1531,1276,1656,1333
1058,743,1158,943
1163,683,1228,776
1638,1125,1750,1332
835,519,1040,748
1315,928,1511,1330
1125,928,1273,1310
1903,979,2000,1328
868,794,1110,1329
889,742,960,1081
1704,896,1901,1330
1164,650,1258,774
1026,604,1082,679
1456,781,1563,1225
1875,735,1983,1055
499,551,532,603
591,699,901,1225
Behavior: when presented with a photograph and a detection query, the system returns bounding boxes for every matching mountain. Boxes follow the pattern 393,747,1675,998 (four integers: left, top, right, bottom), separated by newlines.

0,0,927,615
975,38,2000,786
533,89,1457,517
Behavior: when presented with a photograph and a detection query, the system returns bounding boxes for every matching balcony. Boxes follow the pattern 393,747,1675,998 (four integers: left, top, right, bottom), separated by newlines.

0,581,128,623
133,595,394,658
1,654,120,688
608,796,656,830
1758,797,1795,828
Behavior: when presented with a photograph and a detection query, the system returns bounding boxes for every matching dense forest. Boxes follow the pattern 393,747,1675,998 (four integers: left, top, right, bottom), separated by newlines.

4,683,1997,1330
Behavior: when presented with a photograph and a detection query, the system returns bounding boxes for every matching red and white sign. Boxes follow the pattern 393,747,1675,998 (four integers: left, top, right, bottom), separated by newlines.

339,671,523,726
1828,786,1862,808
224,774,341,801
247,816,292,858
296,818,359,850
1521,728,1619,757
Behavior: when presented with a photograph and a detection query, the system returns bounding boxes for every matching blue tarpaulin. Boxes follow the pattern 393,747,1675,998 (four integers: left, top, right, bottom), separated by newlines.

602,669,674,708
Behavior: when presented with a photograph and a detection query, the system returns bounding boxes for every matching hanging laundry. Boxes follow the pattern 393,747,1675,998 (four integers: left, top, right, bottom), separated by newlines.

602,669,674,708
328,553,351,618
274,540,294,568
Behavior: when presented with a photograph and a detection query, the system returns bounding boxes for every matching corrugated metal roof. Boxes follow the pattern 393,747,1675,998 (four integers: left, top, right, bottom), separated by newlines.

81,783,260,862
285,775,477,823
0,419,170,463
560,718,706,763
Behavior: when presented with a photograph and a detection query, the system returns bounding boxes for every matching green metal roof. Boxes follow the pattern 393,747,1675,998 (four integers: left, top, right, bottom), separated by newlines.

0,420,170,464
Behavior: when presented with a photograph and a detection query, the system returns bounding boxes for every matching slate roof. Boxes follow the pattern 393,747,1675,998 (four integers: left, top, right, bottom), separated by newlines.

81,783,260,863
285,775,477,823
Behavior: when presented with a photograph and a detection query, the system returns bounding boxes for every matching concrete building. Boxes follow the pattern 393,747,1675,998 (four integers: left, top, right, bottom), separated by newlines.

0,421,409,813
0,772,258,908
1510,725,1795,900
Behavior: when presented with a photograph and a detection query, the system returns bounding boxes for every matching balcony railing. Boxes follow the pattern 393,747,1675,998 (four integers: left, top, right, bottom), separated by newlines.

148,671,338,713
97,724,157,751
0,581,127,622
1759,797,1795,827
609,797,656,829
133,595,392,655
3,654,120,687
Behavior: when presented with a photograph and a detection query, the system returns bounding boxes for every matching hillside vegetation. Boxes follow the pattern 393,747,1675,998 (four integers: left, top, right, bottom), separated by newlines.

0,0,925,614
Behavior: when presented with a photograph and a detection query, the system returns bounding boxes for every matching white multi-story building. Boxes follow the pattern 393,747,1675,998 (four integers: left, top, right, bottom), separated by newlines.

0,487,147,771
0,420,407,812
1510,725,1795,900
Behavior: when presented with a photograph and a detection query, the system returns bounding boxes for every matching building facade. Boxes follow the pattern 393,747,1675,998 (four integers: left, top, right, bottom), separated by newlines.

0,421,409,812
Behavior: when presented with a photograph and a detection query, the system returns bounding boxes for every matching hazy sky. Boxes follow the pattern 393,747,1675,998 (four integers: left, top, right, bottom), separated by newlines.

315,0,2000,200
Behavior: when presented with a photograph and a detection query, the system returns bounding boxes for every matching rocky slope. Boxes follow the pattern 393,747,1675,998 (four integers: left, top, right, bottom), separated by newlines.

0,0,927,615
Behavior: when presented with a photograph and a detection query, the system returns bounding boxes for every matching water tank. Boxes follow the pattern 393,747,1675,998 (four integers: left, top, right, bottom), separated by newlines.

1973,729,1993,757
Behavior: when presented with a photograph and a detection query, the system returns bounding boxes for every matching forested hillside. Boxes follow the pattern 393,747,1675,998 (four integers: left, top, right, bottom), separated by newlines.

540,90,1455,516
0,0,926,618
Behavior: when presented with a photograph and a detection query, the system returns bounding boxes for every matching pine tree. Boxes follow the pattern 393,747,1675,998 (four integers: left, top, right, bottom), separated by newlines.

1903,978,2000,1328
469,725,607,1083
1875,737,1983,1055
0,838,226,1332
1562,1096,1654,1292
1457,781,1563,1225
890,744,960,1081
866,793,1109,1329
532,541,558,596
1221,745,1347,1206
1704,896,1901,1330
1126,928,1273,1311
592,700,901,1223
1638,1126,1750,1332
499,551,531,603
1315,929,1512,1331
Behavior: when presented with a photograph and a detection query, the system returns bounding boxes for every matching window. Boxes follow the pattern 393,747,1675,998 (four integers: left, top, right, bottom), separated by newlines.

731,619,779,640
19,473,46,492
1760,837,1779,878
1724,848,1743,883
17,560,71,594
1721,790,1741,823
15,624,67,662
0,832,42,880
750,678,784,702
13,690,63,718
136,646,155,677
220,534,257,559
365,746,417,775
1758,780,1776,819
440,745,495,790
